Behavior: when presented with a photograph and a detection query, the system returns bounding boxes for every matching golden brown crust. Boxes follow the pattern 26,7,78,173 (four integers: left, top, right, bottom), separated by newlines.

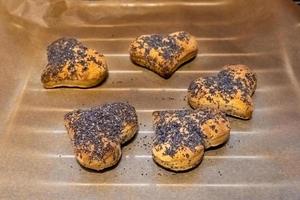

200,118,231,148
188,64,257,119
121,122,139,144
64,102,138,171
152,144,204,171
129,31,198,78
75,137,121,171
152,108,230,171
41,38,108,88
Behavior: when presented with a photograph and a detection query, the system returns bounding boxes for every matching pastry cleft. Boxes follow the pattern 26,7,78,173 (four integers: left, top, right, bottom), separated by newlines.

129,31,198,78
64,102,138,171
41,37,108,88
188,64,257,119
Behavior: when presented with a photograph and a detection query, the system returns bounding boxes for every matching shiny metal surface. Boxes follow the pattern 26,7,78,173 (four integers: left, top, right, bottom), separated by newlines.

0,0,300,199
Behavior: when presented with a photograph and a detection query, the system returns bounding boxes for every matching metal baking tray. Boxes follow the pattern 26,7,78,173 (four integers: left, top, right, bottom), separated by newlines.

0,0,300,199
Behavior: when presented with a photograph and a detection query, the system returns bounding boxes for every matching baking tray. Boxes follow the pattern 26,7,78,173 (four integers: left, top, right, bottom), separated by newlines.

0,0,300,199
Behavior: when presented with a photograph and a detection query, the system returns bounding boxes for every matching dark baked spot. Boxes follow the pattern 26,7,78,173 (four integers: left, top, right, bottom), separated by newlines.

210,125,216,130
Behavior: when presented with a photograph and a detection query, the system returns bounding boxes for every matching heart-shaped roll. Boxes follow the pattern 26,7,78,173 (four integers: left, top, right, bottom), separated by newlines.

41,37,108,88
64,102,138,171
188,64,257,119
129,31,198,78
152,108,230,171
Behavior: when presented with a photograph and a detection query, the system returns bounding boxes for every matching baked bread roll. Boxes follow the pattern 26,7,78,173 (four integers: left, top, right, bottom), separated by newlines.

64,102,138,171
129,31,198,78
188,64,257,119
41,37,108,88
152,108,230,171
